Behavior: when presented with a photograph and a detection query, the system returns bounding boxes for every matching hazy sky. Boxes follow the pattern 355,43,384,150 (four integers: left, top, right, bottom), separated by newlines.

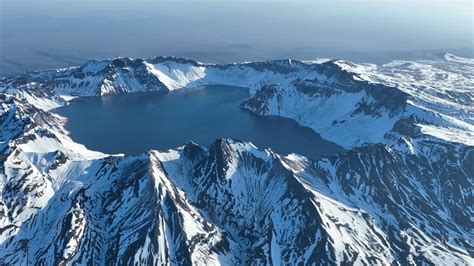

0,0,472,75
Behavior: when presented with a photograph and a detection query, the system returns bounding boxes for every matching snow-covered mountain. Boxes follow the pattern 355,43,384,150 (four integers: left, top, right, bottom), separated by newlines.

0,54,472,264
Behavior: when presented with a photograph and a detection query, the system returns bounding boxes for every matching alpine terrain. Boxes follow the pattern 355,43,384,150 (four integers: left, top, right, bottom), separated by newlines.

0,53,472,265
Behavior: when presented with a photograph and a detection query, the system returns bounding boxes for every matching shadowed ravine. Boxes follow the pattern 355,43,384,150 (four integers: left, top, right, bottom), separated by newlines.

0,54,472,265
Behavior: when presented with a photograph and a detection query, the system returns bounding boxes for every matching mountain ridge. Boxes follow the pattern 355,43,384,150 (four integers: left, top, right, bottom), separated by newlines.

0,54,472,264
2,53,472,148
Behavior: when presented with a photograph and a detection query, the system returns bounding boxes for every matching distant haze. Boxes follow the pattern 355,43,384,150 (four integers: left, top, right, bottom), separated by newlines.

1,0,472,76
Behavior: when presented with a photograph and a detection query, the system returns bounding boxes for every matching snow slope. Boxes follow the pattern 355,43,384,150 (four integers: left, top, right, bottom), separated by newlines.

3,54,472,149
0,54,473,264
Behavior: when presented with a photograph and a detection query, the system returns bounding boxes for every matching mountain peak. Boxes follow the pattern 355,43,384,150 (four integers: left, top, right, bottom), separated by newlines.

1,54,473,264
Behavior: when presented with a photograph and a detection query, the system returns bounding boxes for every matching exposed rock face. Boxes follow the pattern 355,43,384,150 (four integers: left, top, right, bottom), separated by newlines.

0,54,473,264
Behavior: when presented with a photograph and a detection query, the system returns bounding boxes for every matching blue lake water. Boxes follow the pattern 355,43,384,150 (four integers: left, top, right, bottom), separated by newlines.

53,86,345,158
